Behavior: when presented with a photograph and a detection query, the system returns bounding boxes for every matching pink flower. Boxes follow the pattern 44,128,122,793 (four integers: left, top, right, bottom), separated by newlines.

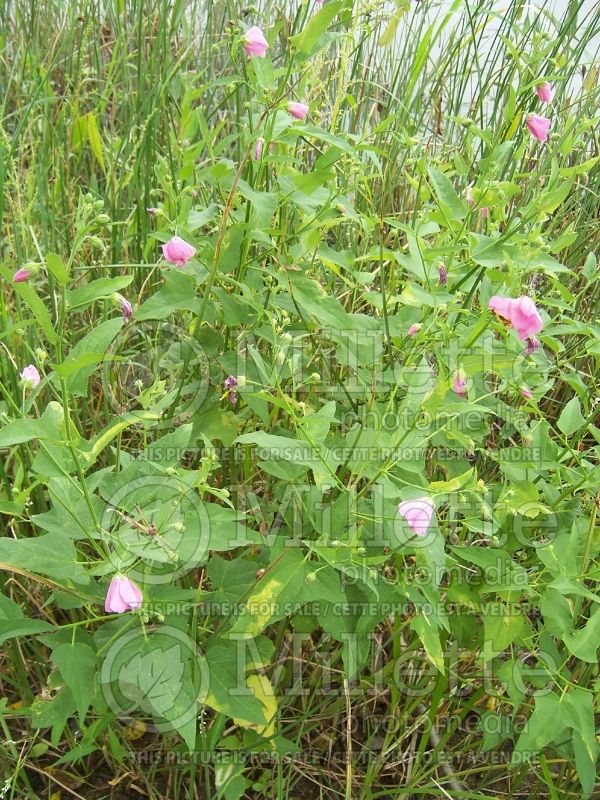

466,186,475,206
104,575,143,613
242,26,269,57
453,368,468,397
535,82,553,103
438,264,447,285
147,207,159,216
288,102,309,121
162,236,196,267
526,114,551,142
13,267,32,283
407,323,421,336
397,497,435,537
524,336,540,356
480,206,489,218
254,137,264,161
521,387,533,400
488,295,543,340
20,365,40,388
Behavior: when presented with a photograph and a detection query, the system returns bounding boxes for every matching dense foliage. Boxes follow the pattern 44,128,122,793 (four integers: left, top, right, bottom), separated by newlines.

1,1,599,798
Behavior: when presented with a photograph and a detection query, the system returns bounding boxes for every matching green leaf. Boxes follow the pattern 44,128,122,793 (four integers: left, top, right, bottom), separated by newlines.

51,643,97,724
410,614,445,673
83,410,160,463
0,618,54,644
229,549,306,637
58,317,123,396
427,167,466,221
204,641,271,727
66,276,133,309
563,610,600,663
0,402,78,454
292,124,356,157
103,627,202,750
483,603,527,654
557,396,586,436
86,111,105,171
514,689,598,794
0,418,51,447
0,266,59,343
46,253,69,285
290,1,343,54
32,477,105,541
0,531,89,583
470,235,515,267
135,271,201,320
513,693,565,762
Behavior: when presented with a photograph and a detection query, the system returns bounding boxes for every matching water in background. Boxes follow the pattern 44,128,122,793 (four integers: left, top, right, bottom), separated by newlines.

389,0,600,112
430,0,600,59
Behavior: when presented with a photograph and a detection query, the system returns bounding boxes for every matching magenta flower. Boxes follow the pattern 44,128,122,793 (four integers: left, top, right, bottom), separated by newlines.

453,368,468,397
521,387,533,400
524,336,540,356
535,82,553,103
224,375,238,405
242,26,269,57
20,365,40,389
407,324,421,336
397,497,435,537
162,236,197,267
120,297,133,322
526,114,551,142
147,207,159,216
104,575,143,613
13,267,32,283
254,137,264,161
438,264,447,285
488,295,543,340
288,102,309,121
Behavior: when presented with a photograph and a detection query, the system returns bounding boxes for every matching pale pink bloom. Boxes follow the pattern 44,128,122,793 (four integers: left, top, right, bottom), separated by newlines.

13,267,32,283
488,295,543,340
524,336,540,356
480,206,489,218
453,369,468,397
20,365,40,388
162,236,196,267
254,137,264,160
526,114,551,142
105,575,143,613
242,26,269,57
521,387,533,400
397,497,435,537
466,186,475,206
407,324,421,336
147,207,159,216
288,102,309,121
535,82,553,103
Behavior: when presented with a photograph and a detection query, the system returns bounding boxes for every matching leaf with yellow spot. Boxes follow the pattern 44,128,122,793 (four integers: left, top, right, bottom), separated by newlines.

233,674,277,740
